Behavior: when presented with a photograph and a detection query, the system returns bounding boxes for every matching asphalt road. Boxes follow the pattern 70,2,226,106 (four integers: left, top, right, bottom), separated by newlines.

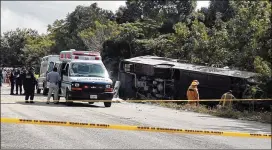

1,84,271,149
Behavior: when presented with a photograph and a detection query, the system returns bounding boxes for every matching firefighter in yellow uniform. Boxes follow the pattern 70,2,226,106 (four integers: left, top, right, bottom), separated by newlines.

186,80,200,106
218,90,236,109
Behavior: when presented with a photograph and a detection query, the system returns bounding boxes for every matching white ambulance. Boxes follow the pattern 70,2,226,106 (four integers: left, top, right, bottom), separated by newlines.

37,55,61,95
56,49,114,107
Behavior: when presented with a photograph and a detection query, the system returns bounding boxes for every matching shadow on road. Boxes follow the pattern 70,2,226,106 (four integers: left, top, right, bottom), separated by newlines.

1,94,46,97
15,101,105,108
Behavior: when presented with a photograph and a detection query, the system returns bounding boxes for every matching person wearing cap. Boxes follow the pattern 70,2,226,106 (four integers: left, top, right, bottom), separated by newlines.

218,90,236,109
186,80,200,106
15,68,23,95
21,68,27,95
23,67,37,103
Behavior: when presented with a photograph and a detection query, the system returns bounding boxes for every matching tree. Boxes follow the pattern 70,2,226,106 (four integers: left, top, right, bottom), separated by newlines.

78,21,120,52
204,0,235,28
115,22,145,57
227,1,271,71
48,3,115,52
0,28,39,67
115,0,142,24
23,35,55,67
136,34,176,58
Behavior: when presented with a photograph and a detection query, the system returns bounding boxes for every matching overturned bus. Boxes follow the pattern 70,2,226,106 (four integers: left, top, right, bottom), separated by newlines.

118,56,260,105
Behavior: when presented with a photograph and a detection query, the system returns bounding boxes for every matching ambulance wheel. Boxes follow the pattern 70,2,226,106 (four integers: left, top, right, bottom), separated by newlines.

65,91,73,106
37,89,41,94
88,102,94,105
104,102,112,107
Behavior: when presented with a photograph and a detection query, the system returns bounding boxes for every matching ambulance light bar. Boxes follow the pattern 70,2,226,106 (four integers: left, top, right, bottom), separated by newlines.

72,51,100,56
73,55,100,60
60,50,101,61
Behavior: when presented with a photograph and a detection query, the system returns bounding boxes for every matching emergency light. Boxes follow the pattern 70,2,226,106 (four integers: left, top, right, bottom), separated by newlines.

59,49,101,61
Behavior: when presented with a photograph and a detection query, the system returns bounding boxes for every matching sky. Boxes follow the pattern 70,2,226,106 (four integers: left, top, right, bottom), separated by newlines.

1,1,210,35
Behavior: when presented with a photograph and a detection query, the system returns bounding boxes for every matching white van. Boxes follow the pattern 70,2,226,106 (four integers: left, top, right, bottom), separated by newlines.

37,55,61,95
57,50,114,107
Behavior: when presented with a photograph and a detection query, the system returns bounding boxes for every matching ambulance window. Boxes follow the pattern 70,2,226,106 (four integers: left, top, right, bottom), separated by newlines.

40,62,47,76
48,62,54,72
70,63,107,78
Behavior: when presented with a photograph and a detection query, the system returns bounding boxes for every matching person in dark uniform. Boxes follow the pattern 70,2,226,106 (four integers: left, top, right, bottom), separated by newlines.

24,67,37,103
9,68,15,95
21,68,27,95
15,68,23,95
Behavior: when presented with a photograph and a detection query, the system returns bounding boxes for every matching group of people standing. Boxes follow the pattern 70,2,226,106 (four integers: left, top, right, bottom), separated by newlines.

186,80,236,109
1,66,61,104
1,68,13,87
1,67,37,103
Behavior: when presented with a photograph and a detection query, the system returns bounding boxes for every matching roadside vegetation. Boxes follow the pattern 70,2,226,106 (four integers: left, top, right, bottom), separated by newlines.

149,102,271,123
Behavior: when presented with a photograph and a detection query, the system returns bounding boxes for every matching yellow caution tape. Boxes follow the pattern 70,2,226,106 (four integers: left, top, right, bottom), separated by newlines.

1,118,271,139
1,98,272,103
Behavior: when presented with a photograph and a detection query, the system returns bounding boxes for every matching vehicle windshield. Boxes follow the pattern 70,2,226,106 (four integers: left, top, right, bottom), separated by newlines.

69,62,108,78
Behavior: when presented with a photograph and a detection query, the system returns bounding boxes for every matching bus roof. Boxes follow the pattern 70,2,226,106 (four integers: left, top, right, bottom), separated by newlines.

123,55,258,79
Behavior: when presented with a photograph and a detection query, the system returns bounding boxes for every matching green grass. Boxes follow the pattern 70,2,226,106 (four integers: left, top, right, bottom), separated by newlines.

148,102,271,124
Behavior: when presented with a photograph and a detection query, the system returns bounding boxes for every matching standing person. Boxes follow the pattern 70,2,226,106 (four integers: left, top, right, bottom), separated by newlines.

0,69,3,88
46,67,61,104
2,69,7,84
186,80,200,106
24,67,37,103
14,68,21,95
16,68,23,95
9,69,15,95
7,69,10,86
218,90,236,109
21,68,27,95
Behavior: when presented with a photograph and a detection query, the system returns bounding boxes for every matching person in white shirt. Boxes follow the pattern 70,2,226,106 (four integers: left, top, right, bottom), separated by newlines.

2,69,7,84
46,67,61,104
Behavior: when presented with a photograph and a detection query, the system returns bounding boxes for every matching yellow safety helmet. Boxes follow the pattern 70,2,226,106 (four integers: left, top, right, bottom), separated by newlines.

191,80,199,86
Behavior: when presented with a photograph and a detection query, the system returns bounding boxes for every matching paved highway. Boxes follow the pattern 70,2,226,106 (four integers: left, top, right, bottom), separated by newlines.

1,84,271,149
